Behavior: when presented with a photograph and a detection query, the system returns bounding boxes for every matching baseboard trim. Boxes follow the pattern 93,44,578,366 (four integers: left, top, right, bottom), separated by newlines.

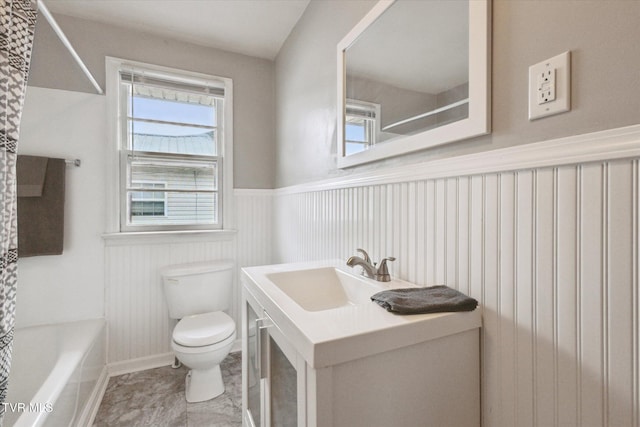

230,338,242,354
107,352,175,377
106,341,241,378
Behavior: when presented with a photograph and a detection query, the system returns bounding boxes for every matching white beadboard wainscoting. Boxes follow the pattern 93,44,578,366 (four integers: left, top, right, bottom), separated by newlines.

104,189,274,368
102,124,640,427
273,125,640,427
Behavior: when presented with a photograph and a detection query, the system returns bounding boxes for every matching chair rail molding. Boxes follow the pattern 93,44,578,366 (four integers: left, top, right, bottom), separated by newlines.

277,124,640,195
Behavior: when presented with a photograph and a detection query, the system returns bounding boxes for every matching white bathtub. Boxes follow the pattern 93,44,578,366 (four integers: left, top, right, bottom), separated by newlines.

5,319,106,427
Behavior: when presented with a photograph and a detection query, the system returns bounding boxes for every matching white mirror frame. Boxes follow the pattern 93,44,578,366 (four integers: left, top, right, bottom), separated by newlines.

337,0,491,168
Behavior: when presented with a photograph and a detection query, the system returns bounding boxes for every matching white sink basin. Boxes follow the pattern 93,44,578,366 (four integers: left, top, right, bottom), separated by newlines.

266,267,384,312
242,260,482,368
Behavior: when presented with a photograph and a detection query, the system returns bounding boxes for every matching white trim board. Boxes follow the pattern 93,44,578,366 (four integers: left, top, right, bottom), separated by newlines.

233,188,276,197
106,342,242,377
102,229,237,246
107,352,175,377
277,124,640,195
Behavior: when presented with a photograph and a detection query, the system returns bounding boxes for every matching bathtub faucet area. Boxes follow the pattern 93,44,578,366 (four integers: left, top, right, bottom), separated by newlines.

346,248,395,282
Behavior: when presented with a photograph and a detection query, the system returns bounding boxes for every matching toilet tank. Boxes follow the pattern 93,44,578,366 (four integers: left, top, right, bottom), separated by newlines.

160,260,234,319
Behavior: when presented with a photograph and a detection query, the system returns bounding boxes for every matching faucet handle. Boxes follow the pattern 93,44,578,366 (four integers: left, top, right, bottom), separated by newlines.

375,257,396,282
356,248,371,264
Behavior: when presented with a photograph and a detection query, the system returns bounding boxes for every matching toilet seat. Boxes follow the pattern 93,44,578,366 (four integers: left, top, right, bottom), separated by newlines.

172,329,236,355
173,311,235,347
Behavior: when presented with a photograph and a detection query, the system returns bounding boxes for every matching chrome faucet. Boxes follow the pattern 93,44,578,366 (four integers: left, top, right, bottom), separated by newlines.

346,249,396,282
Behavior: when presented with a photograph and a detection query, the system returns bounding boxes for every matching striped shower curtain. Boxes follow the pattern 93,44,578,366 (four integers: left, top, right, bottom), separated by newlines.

0,0,37,421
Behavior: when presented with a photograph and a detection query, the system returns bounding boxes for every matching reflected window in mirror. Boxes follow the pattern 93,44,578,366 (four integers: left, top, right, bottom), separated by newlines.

345,0,468,141
337,0,490,168
345,100,379,155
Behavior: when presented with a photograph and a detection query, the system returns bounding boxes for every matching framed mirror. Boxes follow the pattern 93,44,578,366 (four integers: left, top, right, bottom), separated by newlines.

337,0,491,168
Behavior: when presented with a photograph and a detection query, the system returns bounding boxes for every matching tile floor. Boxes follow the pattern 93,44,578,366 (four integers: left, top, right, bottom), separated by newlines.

93,352,242,427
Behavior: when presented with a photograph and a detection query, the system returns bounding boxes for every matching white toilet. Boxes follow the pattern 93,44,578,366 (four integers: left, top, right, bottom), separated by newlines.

160,260,236,403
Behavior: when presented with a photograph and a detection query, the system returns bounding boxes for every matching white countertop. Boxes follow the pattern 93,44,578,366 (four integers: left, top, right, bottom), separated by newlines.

242,259,481,369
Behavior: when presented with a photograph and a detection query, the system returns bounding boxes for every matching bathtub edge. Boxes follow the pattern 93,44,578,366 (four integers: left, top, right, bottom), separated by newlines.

75,365,108,427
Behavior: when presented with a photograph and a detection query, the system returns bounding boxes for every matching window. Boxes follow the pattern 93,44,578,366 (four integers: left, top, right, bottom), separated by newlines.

345,100,379,156
130,181,166,217
110,59,231,232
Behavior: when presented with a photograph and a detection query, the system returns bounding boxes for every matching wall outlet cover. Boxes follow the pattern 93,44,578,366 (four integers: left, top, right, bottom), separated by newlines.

528,51,571,121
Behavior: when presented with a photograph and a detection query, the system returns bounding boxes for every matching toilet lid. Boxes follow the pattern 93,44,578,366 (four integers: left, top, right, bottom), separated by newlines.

173,312,235,347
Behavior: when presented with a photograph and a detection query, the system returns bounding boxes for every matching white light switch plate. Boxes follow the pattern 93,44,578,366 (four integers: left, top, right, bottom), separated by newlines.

528,51,571,120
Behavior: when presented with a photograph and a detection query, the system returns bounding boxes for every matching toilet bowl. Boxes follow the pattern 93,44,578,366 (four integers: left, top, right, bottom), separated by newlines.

172,311,236,402
160,261,236,403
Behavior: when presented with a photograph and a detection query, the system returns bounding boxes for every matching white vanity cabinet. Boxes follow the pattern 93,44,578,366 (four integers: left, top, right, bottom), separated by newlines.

241,261,481,427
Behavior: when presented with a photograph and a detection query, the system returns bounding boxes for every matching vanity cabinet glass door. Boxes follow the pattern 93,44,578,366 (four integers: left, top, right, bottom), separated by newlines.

266,319,298,426
244,291,303,427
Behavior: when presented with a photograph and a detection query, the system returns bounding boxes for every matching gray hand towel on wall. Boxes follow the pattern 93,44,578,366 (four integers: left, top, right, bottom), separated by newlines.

371,285,478,314
17,156,66,257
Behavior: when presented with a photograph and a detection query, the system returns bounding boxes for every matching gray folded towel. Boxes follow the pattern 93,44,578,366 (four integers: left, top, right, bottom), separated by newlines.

371,285,478,314
17,155,48,197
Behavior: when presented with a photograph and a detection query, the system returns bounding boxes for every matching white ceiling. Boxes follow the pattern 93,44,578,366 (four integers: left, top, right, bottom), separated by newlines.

43,0,311,60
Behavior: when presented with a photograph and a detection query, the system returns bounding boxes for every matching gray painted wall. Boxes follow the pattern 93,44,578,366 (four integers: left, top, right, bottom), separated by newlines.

275,0,640,188
28,13,276,189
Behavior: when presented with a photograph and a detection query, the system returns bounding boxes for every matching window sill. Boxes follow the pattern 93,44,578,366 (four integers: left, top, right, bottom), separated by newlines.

102,229,237,246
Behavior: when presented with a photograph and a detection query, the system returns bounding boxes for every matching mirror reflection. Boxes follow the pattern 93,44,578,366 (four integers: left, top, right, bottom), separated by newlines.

344,0,469,156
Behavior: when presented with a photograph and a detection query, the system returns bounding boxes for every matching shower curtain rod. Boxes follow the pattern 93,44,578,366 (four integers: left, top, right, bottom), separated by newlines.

37,1,104,95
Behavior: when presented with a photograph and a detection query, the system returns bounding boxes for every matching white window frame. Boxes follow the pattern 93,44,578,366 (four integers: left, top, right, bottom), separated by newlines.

105,57,234,234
